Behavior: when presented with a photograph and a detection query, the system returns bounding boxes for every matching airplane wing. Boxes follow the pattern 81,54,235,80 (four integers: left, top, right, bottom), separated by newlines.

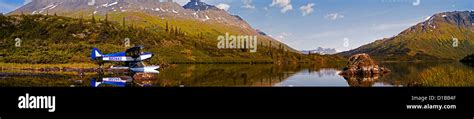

126,46,144,58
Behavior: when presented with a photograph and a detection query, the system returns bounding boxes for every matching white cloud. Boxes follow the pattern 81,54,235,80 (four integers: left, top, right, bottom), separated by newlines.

241,0,255,9
270,0,293,13
216,3,230,11
281,5,292,13
412,0,421,6
299,3,315,16
24,0,32,5
325,13,344,20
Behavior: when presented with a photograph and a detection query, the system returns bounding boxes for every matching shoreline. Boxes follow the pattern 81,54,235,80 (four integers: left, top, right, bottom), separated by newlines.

1,60,462,68
0,60,464,74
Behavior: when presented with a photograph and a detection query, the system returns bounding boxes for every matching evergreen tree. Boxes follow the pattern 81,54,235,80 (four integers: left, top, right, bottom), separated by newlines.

270,41,274,58
175,26,178,36
165,22,169,32
269,41,272,50
92,14,96,23
105,13,108,22
200,32,204,39
279,44,282,51
122,17,126,26
79,15,83,25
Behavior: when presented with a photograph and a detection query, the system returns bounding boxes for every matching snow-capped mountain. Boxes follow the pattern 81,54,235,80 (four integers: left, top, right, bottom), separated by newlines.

8,0,299,53
9,0,252,29
301,47,338,55
183,0,219,11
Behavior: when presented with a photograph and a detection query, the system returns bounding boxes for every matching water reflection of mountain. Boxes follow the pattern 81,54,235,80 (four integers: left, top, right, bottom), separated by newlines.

154,64,304,87
154,64,349,87
0,62,473,87
337,62,474,87
275,67,350,87
0,64,341,87
308,69,338,78
378,62,474,87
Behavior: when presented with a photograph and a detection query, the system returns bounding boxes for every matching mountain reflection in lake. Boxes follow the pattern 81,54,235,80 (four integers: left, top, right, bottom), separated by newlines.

0,62,473,87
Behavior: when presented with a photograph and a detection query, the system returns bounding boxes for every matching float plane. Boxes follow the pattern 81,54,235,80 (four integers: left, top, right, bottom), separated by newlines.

91,46,160,73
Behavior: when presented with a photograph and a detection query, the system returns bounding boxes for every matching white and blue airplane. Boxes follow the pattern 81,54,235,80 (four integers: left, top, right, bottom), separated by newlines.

91,46,159,73
91,76,153,87
91,77,132,87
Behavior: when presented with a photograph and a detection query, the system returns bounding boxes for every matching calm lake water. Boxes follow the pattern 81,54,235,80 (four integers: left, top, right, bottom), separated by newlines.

0,62,473,87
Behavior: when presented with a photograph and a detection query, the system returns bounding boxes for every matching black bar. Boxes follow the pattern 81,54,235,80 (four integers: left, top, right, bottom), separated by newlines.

0,87,472,114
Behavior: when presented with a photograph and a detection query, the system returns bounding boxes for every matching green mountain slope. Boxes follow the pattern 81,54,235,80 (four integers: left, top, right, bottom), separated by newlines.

340,11,474,61
0,14,342,65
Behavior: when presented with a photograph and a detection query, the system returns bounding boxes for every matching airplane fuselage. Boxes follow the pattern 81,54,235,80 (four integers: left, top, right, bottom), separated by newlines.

101,53,153,62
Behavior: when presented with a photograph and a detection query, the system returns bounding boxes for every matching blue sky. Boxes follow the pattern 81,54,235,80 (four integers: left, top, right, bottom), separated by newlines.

1,0,474,51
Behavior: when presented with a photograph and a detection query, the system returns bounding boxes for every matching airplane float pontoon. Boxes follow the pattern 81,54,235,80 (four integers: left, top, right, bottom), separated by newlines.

91,46,160,73
91,76,132,87
91,75,154,87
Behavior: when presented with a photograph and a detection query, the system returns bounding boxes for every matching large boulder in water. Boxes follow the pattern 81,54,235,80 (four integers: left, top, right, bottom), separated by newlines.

339,53,390,76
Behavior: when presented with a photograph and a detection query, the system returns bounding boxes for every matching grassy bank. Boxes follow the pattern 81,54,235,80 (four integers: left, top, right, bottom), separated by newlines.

419,64,474,86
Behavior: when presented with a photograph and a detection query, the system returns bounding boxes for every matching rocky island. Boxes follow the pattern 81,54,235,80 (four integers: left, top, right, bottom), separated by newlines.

339,53,390,76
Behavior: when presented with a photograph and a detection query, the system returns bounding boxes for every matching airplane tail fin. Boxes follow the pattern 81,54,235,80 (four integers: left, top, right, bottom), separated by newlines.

91,78,97,87
91,78,102,87
91,48,103,60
